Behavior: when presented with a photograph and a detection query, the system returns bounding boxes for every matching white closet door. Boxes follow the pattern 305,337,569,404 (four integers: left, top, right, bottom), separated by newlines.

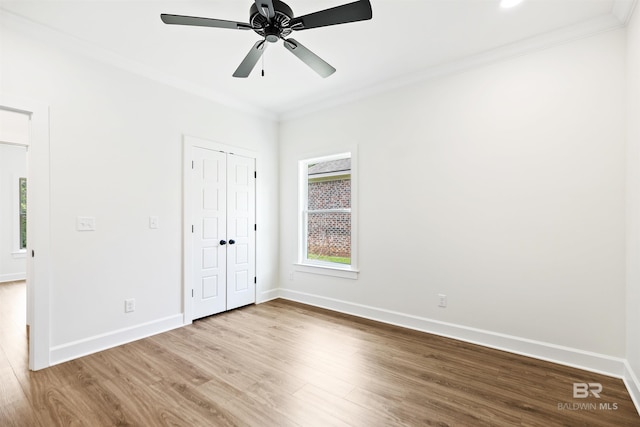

226,154,256,310
192,148,227,319
191,148,256,319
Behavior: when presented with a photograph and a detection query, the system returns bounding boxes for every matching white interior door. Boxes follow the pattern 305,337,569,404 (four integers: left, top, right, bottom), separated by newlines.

191,147,256,319
193,148,227,319
226,154,256,310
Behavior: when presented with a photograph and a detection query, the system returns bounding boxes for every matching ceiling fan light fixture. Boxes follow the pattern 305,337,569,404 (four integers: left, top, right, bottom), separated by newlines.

500,0,524,8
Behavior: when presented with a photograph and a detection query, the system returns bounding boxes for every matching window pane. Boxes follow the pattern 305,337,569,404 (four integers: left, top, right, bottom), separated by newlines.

19,177,27,250
307,211,351,265
307,178,351,210
307,158,351,210
301,154,355,270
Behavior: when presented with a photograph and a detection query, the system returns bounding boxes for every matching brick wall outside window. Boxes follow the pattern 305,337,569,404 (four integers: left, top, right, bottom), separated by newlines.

307,178,351,258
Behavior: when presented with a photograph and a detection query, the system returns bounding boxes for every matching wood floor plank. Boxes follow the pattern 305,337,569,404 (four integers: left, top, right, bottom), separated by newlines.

263,387,354,427
294,383,397,426
217,397,299,427
149,379,244,426
346,385,469,427
1,282,639,426
184,322,357,398
100,375,199,426
0,363,39,427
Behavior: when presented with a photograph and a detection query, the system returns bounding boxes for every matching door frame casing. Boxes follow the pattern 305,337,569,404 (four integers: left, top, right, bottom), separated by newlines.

182,135,257,324
0,96,51,370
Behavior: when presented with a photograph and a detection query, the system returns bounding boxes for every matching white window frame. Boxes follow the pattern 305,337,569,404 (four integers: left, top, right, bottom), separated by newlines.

296,147,358,279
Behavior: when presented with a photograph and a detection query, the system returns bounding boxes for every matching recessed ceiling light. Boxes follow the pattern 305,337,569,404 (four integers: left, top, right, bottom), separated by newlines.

500,0,524,8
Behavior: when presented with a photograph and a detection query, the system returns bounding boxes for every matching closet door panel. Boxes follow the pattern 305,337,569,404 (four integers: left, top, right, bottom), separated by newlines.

192,148,227,319
226,154,256,310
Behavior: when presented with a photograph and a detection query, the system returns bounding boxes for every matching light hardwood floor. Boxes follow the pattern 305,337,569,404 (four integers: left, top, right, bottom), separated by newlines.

1,280,639,426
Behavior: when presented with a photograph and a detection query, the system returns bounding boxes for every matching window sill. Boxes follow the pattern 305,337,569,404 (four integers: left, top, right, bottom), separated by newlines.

294,263,359,280
12,250,26,259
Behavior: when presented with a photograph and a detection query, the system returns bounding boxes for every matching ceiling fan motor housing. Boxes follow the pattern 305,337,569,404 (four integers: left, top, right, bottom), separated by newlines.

250,0,294,42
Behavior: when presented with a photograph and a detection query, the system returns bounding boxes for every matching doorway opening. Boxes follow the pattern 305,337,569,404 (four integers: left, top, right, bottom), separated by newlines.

0,111,29,371
0,98,51,370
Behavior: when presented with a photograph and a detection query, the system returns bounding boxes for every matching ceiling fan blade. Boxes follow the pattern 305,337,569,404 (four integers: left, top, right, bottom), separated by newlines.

289,0,372,31
160,14,252,30
254,0,276,19
283,39,336,78
233,41,267,78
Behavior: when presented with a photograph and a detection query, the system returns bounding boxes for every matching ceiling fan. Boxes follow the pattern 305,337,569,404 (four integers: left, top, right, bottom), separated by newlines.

161,0,372,78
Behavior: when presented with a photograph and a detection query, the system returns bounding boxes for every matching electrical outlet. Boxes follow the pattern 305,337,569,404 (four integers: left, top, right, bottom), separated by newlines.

76,216,96,231
438,294,447,308
289,272,294,281
125,298,136,313
149,216,159,229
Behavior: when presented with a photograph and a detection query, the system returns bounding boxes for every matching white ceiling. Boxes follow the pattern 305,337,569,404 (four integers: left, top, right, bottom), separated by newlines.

0,0,636,119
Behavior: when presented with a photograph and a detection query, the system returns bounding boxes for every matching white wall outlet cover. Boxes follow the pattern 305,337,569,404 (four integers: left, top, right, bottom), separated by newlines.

149,216,159,229
76,216,96,231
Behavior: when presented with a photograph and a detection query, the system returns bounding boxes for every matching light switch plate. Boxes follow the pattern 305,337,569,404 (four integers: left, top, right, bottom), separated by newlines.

77,216,96,231
438,294,447,308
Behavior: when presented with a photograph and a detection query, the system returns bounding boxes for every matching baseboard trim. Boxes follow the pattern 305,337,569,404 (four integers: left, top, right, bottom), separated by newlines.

0,273,26,283
258,288,280,304
278,289,626,379
624,362,640,415
49,314,184,366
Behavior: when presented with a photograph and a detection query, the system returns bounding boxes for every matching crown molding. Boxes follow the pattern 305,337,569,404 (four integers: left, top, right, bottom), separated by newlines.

279,3,634,121
612,0,638,25
2,1,635,124
0,9,276,121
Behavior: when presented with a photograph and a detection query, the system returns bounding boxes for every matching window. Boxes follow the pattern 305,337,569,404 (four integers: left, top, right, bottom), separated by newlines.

298,150,358,278
19,177,27,250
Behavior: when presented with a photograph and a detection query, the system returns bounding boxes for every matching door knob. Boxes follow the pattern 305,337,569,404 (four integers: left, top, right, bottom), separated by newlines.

219,240,227,245
229,239,236,245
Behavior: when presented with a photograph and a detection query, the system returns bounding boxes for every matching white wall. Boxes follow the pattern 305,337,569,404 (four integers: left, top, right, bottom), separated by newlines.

0,5,633,384
0,143,27,282
0,26,279,361
625,3,640,402
280,30,627,359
